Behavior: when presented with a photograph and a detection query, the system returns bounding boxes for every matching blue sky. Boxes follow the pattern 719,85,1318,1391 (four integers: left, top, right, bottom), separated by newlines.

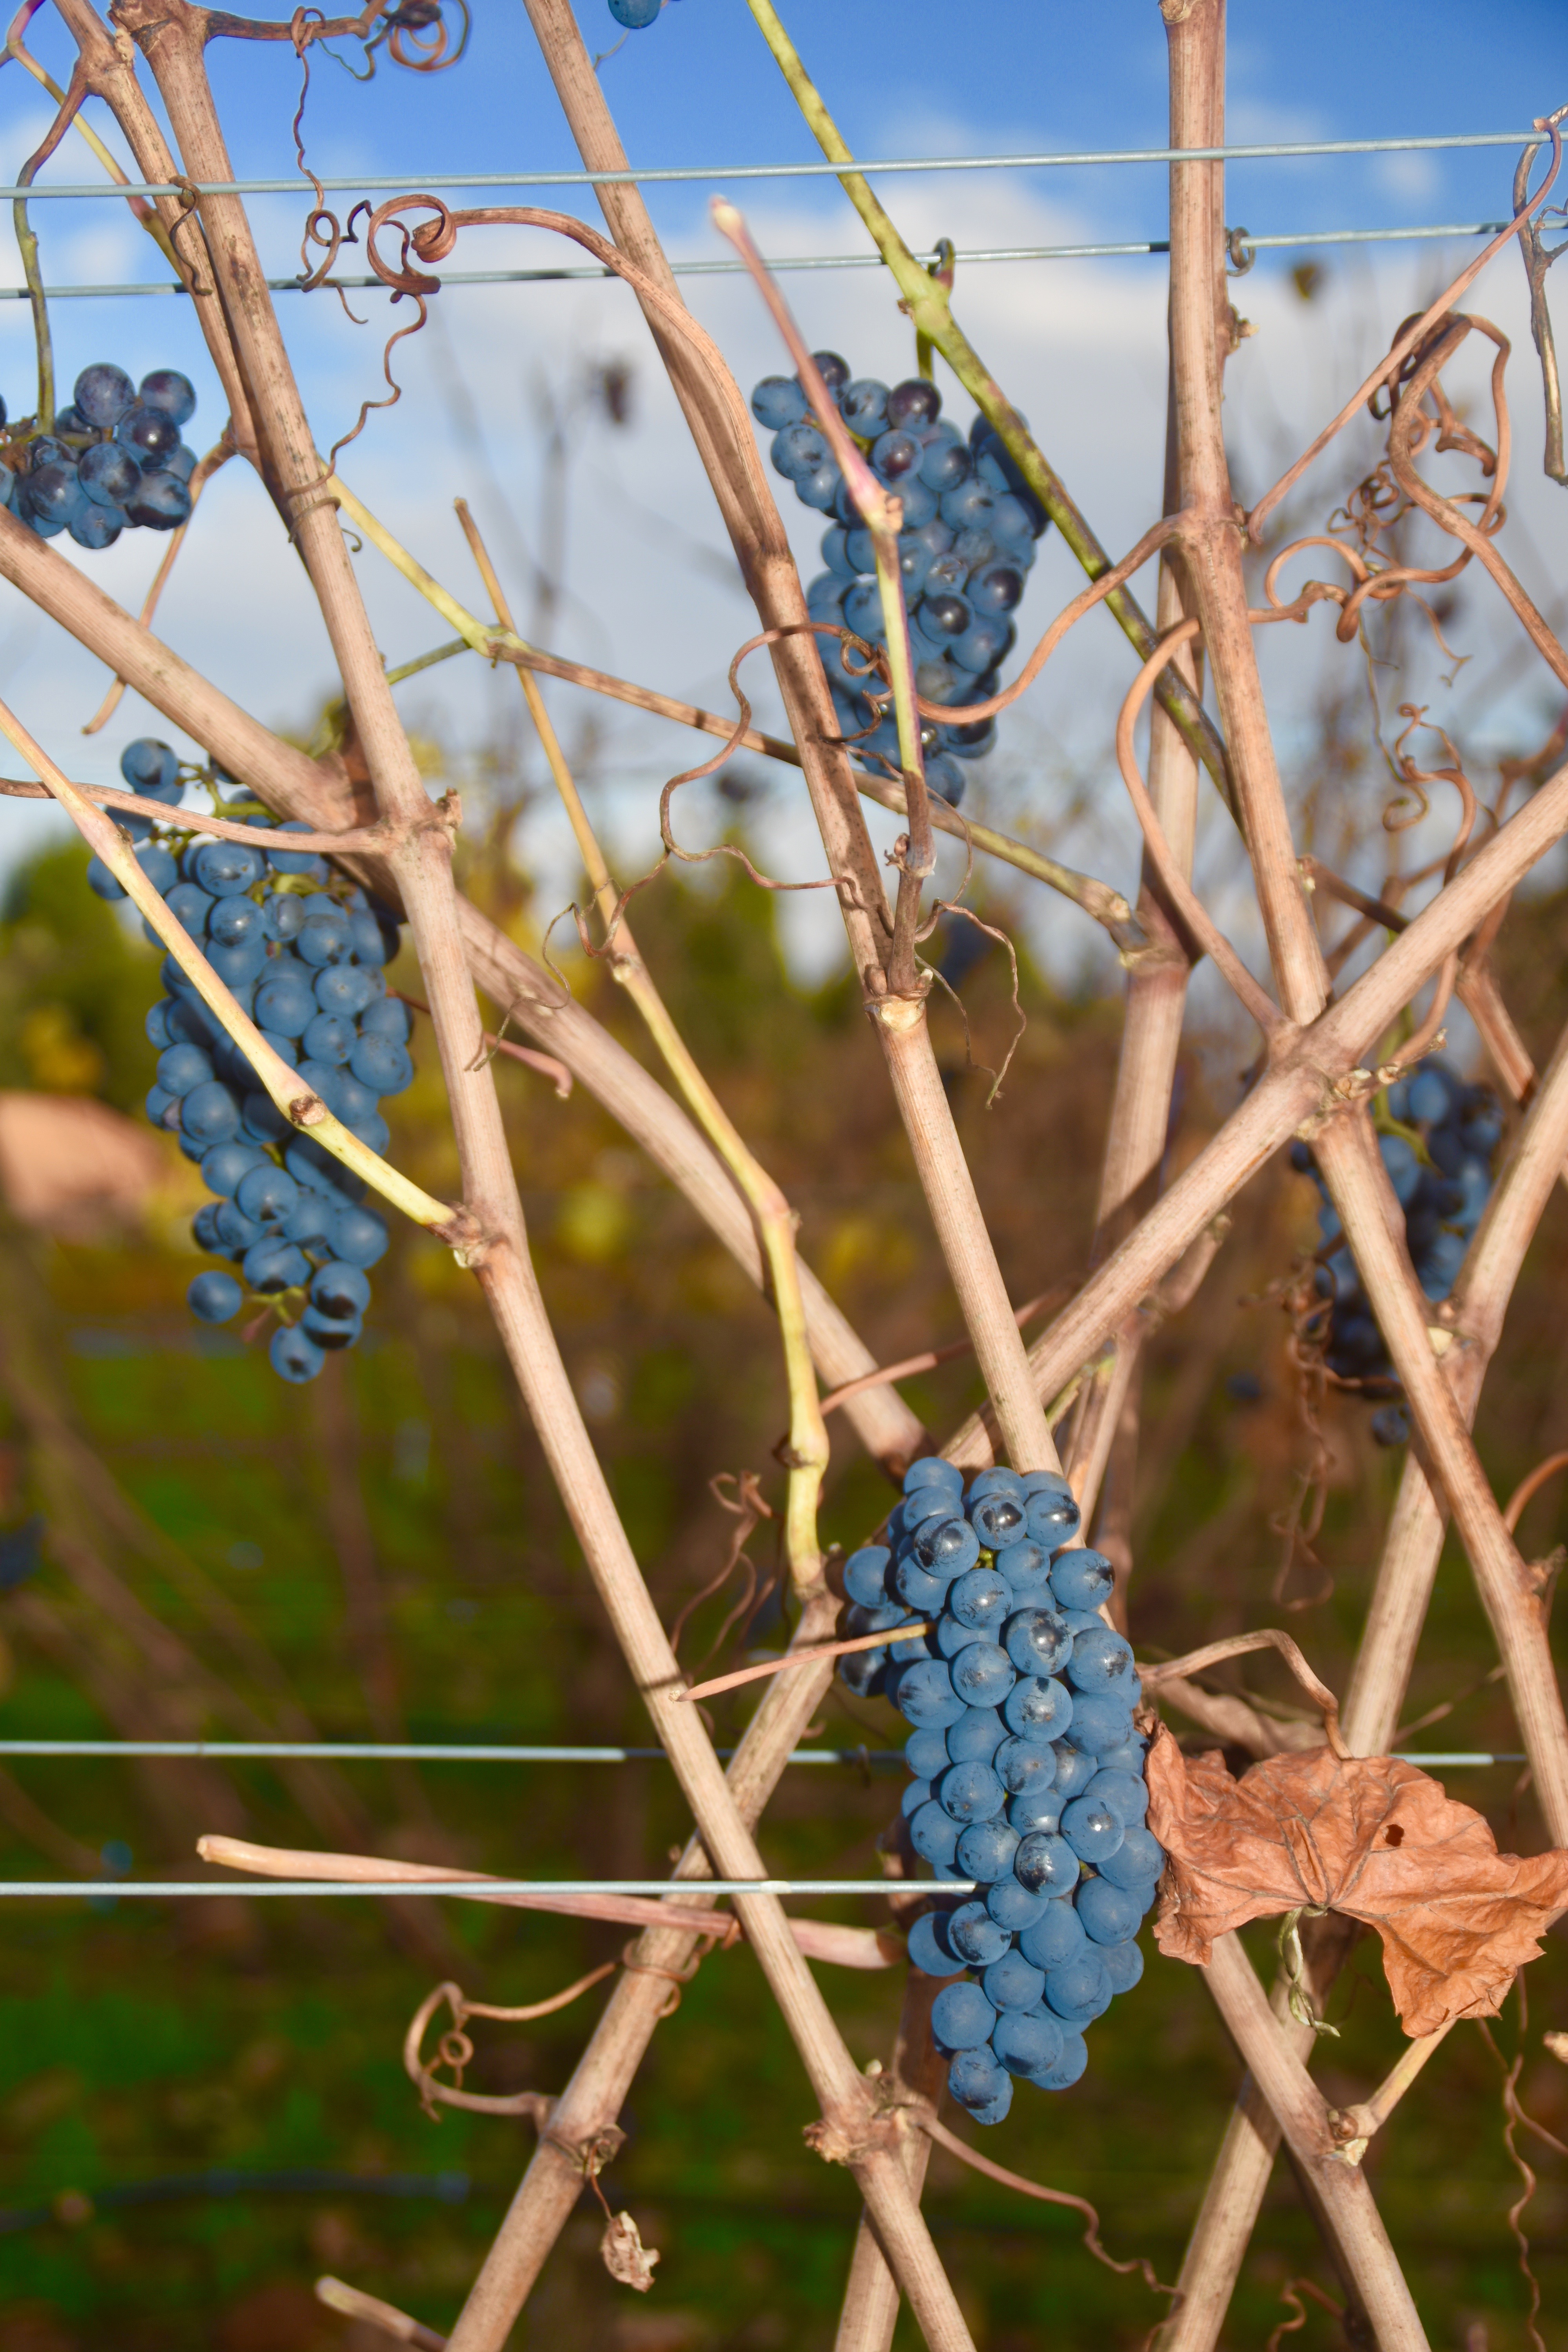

0,2,1564,998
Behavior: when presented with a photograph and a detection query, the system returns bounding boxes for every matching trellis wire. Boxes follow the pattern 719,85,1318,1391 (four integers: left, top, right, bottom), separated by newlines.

0,127,1543,200
0,1740,1519,1763
0,218,1525,302
0,1877,963,1897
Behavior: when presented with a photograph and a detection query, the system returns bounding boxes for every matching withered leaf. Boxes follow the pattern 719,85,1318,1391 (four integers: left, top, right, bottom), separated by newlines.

1145,1727,1568,2037
601,2209,660,2292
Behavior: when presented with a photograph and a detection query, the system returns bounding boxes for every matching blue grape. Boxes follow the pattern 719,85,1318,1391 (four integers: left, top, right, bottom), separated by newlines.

188,1270,242,1324
838,379,889,433
944,1901,1011,1968
74,363,136,427
1033,2027,1088,2090
770,422,829,481
1076,1877,1146,1945
843,1544,893,1606
243,1238,310,1294
947,2045,1012,2123
946,1706,1005,1763
907,1909,961,1976
1062,1694,1134,1755
158,1041,213,1094
69,504,122,550
357,996,410,1043
25,461,83,525
1051,1549,1115,1610
995,1734,1056,1796
236,1163,299,1225
1060,1795,1125,1865
950,1641,1015,1707
897,1659,965,1728
1097,1823,1166,1891
1013,1830,1078,1895
297,913,352,968
254,970,317,1036
992,2006,1064,2081
985,1875,1051,1931
1044,1949,1112,2025
1018,1898,1087,1971
905,1724,950,1778
191,838,267,897
956,1816,1019,1882
912,1517,980,1575
937,1760,1004,1823
1026,1486,1082,1551
893,1555,948,1616
180,1081,241,1145
795,462,842,513
125,470,191,531
139,369,196,425
1102,1939,1145,1995
114,403,180,465
207,898,263,950
983,1947,1045,2012
1002,1675,1073,1739
1085,1766,1148,1824
215,1200,265,1254
301,1302,361,1352
869,428,923,483
145,1085,176,1129
79,441,141,509
327,1204,388,1269
200,1141,265,1198
302,1012,356,1066
1003,1607,1072,1678
1006,1786,1063,1836
948,1566,1011,1632
751,376,806,429
909,1798,962,1864
209,935,268,990
901,1777,933,1819
270,1324,325,1384
1065,1624,1137,1698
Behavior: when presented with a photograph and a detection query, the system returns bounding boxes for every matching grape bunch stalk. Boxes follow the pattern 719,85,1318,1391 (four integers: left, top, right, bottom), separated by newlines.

87,739,414,1383
751,355,1050,809
3,364,201,550
839,1454,1162,2124
1293,1058,1504,1445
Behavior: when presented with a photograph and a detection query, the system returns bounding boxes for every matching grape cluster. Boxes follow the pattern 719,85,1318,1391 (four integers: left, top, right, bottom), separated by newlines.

750,359,1049,809
88,739,413,1384
2,364,198,550
1292,1059,1503,1446
840,1454,1161,2123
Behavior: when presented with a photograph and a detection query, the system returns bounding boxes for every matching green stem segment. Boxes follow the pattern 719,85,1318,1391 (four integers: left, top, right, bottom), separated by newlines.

738,0,1238,825
453,502,831,1602
0,696,461,1241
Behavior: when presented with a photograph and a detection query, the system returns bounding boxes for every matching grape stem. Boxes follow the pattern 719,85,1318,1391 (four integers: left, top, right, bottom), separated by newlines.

453,497,831,1611
678,1623,931,1707
0,691,466,1242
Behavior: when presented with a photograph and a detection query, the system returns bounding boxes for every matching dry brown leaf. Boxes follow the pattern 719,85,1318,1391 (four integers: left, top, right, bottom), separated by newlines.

1145,1726,1568,2037
601,2209,661,2292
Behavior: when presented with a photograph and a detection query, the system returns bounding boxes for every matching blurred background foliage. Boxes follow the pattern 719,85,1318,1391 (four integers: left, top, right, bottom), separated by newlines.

0,729,1564,2352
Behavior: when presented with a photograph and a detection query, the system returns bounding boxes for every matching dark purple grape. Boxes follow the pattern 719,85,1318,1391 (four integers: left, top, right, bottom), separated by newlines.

80,440,142,509
139,368,196,425
124,470,191,530
967,560,1025,616
920,592,971,641
870,428,923,483
886,378,942,430
23,461,81,523
114,404,180,463
810,349,850,393
69,505,122,550
74,363,136,428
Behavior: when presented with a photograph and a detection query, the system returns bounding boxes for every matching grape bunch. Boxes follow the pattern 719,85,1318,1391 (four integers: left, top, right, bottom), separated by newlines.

2,363,198,550
88,739,413,1385
1292,1058,1504,1445
840,1454,1161,2123
750,359,1050,810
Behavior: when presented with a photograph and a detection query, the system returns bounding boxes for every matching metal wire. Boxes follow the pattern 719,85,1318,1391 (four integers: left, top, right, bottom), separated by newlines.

0,1877,964,1897
0,1740,900,1764
0,129,1542,201
0,1741,1510,1762
0,218,1522,303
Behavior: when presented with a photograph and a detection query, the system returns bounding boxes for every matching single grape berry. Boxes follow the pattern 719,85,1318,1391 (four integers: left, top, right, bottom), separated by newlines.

74,363,136,428
188,1271,242,1323
270,1324,325,1384
138,368,196,425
